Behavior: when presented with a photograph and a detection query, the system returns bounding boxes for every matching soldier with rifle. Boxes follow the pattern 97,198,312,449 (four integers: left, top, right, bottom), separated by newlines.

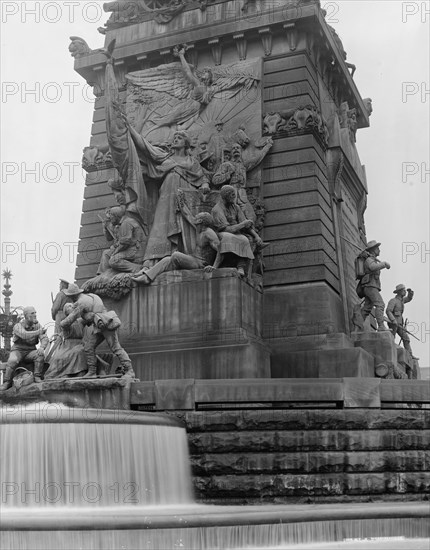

386,284,417,357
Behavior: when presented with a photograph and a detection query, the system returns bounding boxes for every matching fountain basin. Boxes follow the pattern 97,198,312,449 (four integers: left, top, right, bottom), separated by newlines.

1,502,428,549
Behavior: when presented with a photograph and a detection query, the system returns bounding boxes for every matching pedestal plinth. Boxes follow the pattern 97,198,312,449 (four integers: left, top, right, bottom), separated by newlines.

106,269,270,381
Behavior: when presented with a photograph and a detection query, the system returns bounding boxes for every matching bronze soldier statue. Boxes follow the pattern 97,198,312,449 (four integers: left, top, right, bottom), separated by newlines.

359,240,391,331
386,284,416,356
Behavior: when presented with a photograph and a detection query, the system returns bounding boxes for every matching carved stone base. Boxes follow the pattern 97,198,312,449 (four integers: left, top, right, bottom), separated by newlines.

0,377,132,409
105,269,270,380
271,347,375,378
352,331,397,372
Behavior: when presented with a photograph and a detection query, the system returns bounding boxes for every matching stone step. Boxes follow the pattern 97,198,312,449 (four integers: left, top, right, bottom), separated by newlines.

191,450,429,475
189,429,430,453
193,471,430,500
178,409,430,432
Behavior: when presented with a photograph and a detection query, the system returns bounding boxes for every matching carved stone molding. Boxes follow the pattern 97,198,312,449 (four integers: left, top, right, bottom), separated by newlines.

283,22,297,52
263,105,329,147
233,33,247,61
258,27,273,57
208,38,222,66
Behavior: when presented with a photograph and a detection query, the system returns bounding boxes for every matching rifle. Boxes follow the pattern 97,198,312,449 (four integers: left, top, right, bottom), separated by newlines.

98,213,115,240
386,316,420,341
340,236,366,253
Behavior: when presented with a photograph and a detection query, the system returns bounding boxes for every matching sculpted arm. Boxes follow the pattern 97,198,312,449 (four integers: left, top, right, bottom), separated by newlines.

244,138,273,171
386,299,397,323
13,323,45,342
212,207,250,234
60,304,82,328
404,288,414,303
177,49,200,87
366,257,390,272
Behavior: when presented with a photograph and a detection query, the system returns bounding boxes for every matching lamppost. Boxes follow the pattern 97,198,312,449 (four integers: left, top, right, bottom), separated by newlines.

0,269,23,363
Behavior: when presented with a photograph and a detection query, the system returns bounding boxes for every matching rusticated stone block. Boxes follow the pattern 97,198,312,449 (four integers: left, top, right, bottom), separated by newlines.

194,471,430,500
191,450,429,476
188,429,430,454
180,409,430,432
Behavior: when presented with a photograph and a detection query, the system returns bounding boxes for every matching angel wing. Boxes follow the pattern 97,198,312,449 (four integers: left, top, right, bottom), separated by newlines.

198,61,260,99
126,62,193,101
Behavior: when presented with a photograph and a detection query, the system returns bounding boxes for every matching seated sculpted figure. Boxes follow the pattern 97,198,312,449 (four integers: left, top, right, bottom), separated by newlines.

44,303,89,379
0,306,49,390
211,185,257,277
97,206,142,274
131,212,222,284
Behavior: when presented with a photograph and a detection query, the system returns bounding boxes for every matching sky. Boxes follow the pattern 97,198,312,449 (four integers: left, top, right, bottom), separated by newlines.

0,0,429,367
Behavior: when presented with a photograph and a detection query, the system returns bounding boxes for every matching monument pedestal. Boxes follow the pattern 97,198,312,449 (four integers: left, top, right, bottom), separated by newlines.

106,269,270,380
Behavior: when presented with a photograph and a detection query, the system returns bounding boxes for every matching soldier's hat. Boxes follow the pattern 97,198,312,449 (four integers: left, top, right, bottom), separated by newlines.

365,240,381,251
59,278,70,286
393,284,406,294
63,283,84,296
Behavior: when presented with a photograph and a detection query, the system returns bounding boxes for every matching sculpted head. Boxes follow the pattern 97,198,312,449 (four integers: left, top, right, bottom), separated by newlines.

63,303,74,316
234,126,250,147
109,206,126,224
172,131,191,152
195,212,214,228
231,143,242,160
220,185,236,205
200,68,213,86
108,177,127,206
59,278,69,291
23,306,37,325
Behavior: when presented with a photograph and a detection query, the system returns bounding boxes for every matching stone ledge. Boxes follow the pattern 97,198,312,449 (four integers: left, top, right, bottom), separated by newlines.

0,377,132,410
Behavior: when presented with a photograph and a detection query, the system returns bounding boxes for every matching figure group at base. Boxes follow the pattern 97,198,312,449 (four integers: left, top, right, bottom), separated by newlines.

354,240,417,359
0,280,135,391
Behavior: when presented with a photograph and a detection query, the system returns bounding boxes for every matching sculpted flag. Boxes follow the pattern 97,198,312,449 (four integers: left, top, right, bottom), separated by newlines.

105,56,149,233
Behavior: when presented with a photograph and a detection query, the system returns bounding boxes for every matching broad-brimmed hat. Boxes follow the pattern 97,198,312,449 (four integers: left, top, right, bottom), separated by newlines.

63,283,84,296
365,240,381,251
393,284,406,294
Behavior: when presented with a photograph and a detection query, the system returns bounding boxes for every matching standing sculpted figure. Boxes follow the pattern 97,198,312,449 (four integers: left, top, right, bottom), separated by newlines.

51,278,72,336
386,284,416,356
124,123,210,264
61,284,135,378
358,240,391,331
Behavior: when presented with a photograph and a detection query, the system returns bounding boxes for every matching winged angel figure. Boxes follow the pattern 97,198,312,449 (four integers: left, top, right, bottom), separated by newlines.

126,46,259,142
104,42,260,266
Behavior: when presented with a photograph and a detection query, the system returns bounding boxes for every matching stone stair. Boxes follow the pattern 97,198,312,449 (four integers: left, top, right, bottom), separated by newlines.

176,409,430,504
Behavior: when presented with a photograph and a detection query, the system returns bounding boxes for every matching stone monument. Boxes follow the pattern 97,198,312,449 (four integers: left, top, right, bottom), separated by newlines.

58,0,429,504
72,0,379,380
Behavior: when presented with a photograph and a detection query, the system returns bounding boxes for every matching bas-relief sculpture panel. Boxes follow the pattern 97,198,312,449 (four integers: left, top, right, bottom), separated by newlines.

82,53,270,297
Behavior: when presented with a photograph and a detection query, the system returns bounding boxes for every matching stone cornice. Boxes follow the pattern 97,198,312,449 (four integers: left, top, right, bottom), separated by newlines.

74,2,369,128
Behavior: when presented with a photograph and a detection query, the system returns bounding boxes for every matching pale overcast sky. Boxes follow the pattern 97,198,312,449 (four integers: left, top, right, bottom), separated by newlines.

1,1,429,366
